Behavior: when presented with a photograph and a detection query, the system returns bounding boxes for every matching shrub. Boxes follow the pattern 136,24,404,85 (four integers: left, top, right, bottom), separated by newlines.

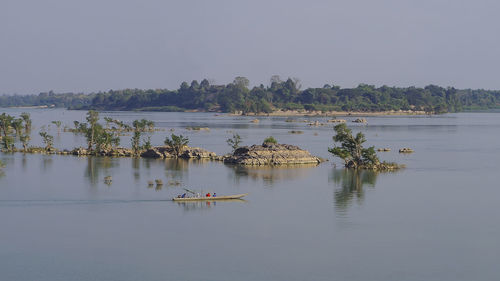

263,136,278,145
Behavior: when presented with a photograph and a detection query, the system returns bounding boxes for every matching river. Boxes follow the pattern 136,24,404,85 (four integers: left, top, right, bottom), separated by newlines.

0,109,499,281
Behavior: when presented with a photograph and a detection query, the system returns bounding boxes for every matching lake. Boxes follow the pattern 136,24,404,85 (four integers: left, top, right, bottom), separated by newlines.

1,109,499,281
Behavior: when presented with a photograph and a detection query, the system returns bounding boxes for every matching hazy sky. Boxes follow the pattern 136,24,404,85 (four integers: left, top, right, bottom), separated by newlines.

1,0,499,94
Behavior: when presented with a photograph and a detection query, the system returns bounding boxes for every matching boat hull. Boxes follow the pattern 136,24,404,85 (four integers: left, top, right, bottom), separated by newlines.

172,193,248,201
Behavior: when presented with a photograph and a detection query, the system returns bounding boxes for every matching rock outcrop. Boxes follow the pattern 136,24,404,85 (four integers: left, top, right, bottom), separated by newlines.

352,118,367,123
141,146,217,159
399,147,414,153
71,147,133,157
223,143,322,165
180,147,217,159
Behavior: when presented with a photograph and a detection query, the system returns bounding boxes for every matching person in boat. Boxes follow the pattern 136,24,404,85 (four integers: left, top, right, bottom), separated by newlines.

181,193,186,198
213,193,216,197
205,192,211,197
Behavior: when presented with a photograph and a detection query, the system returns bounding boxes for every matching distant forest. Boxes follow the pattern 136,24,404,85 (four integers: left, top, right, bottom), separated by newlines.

2,76,500,113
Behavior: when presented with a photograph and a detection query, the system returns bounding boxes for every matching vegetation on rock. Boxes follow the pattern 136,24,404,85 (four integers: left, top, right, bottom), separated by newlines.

263,136,278,145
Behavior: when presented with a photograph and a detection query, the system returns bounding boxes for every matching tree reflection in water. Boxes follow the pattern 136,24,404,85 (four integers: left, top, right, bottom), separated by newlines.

132,157,140,181
163,158,188,180
41,155,53,172
330,169,378,213
85,157,118,187
228,164,317,185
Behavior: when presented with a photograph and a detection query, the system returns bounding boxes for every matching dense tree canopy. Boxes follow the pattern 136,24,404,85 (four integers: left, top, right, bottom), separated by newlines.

1,77,499,113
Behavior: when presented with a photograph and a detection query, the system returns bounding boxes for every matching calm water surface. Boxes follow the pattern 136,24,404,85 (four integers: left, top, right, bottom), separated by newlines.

0,109,499,281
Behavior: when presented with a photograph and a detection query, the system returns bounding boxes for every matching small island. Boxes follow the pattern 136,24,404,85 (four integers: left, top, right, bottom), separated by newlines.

224,137,323,165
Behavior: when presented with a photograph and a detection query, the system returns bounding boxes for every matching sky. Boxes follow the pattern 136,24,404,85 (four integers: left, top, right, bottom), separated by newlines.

1,0,499,94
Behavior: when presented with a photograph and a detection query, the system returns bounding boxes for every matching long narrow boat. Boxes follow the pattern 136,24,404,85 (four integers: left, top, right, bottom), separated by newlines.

172,193,248,201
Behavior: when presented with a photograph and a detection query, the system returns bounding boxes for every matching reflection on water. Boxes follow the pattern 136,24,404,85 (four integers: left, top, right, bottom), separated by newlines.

132,157,140,181
21,155,27,171
163,158,188,180
175,199,247,212
330,169,378,215
176,201,217,212
41,156,53,172
85,157,118,187
227,164,317,185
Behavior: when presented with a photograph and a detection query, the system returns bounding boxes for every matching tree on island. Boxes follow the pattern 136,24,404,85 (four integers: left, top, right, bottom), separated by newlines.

0,113,33,151
51,121,62,133
0,113,15,150
39,131,54,151
131,119,154,156
20,134,30,152
164,134,189,157
85,110,99,151
329,123,398,170
81,111,120,155
20,112,32,132
226,133,242,153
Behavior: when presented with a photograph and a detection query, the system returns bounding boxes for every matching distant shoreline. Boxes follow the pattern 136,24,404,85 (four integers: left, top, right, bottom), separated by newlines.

231,109,429,117
8,105,51,109
2,106,431,116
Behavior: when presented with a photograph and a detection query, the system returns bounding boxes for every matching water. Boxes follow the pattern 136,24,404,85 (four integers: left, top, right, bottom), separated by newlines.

1,109,499,281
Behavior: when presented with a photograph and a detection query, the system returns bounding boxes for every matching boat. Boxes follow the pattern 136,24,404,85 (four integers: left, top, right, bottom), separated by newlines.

172,193,248,201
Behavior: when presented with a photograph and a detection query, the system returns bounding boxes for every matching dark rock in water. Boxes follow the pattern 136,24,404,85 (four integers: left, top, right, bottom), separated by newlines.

224,143,323,165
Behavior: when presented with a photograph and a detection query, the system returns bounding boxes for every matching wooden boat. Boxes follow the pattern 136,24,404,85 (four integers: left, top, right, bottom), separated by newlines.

172,193,248,201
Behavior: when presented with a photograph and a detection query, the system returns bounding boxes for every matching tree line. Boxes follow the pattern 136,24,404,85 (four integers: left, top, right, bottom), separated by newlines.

2,77,500,113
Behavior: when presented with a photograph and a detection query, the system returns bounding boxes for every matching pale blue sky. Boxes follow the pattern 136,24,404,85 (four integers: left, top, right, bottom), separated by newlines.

1,0,499,94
